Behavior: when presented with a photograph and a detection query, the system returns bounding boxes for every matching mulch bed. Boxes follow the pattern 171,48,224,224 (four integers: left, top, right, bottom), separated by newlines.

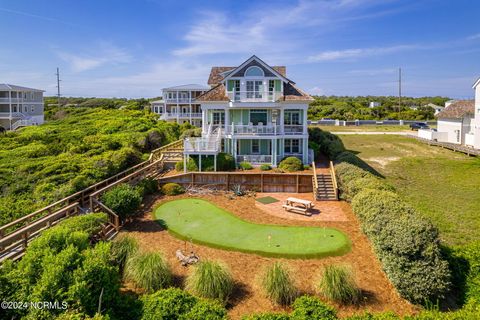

122,192,417,319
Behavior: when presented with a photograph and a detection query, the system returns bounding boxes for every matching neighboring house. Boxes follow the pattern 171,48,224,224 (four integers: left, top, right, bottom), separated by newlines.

150,84,210,127
473,78,480,149
424,103,444,115
0,84,44,130
369,101,381,108
435,100,475,145
182,55,313,170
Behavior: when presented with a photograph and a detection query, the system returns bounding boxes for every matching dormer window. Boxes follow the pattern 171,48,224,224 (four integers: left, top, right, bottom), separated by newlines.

245,66,264,77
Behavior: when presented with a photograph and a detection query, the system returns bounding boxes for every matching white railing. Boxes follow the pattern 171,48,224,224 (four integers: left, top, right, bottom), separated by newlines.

224,124,305,136
11,119,34,130
184,137,221,153
164,98,193,103
236,155,272,164
159,112,202,118
0,98,42,103
0,112,27,119
226,91,282,102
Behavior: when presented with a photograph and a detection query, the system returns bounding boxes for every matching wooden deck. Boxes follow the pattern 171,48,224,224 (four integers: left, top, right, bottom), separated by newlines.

410,135,480,157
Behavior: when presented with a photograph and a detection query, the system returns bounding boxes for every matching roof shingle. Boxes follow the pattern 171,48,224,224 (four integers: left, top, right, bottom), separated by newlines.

436,100,474,119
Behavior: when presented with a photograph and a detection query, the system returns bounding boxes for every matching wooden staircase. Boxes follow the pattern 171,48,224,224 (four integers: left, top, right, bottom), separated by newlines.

312,161,338,201
154,140,184,163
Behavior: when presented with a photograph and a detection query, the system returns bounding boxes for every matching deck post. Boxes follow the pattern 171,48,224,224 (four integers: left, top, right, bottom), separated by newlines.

199,155,202,172
183,154,187,173
214,154,217,172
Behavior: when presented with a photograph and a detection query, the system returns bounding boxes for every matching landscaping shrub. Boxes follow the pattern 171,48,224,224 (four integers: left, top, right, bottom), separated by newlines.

101,184,142,220
260,164,272,171
278,157,303,172
217,152,236,171
317,264,361,305
183,299,228,320
175,157,198,172
239,161,253,170
58,212,108,235
341,176,394,201
141,288,198,320
137,177,158,195
308,127,345,159
125,251,172,293
242,313,291,320
161,182,185,195
335,151,375,173
111,234,139,271
290,295,337,320
186,260,234,304
262,262,298,306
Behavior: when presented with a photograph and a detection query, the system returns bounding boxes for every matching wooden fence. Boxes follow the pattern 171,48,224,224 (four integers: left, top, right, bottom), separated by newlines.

0,140,181,262
158,171,314,193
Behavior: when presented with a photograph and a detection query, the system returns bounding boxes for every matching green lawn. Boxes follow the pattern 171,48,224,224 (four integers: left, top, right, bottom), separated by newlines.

338,134,480,246
154,199,351,258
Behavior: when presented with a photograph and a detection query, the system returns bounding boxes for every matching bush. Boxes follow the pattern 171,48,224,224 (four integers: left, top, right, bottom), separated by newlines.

161,182,185,196
217,153,236,171
308,127,345,159
242,313,291,320
141,288,197,320
186,260,234,304
183,299,228,320
239,161,253,170
176,157,199,172
125,252,172,293
260,164,272,171
317,264,361,305
335,151,374,173
262,262,297,306
111,235,139,271
341,175,394,201
291,295,337,320
101,184,142,220
278,157,303,172
137,178,158,196
58,212,108,235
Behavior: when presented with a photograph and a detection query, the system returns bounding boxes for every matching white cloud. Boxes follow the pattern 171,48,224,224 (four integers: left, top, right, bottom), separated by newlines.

467,33,480,40
308,45,418,62
57,42,132,72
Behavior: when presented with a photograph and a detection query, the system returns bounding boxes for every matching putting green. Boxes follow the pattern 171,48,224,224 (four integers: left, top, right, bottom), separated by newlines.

154,199,350,259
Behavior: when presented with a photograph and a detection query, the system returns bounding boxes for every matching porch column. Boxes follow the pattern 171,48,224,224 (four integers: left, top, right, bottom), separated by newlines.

302,107,308,134
225,109,230,132
199,155,202,172
189,104,192,124
232,138,237,163
214,154,217,172
8,90,12,130
302,138,308,164
272,138,277,166
279,108,284,134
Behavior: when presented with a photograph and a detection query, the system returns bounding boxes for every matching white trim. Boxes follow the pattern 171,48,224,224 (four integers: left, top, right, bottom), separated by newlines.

245,66,265,77
251,139,260,154
222,55,291,84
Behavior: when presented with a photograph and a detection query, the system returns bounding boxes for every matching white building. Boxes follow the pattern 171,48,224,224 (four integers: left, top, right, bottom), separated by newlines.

151,84,210,127
473,78,480,149
183,55,313,170
369,101,381,108
0,84,44,130
424,103,444,115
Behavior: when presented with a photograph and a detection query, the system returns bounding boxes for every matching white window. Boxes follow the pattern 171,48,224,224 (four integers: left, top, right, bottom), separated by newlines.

251,140,260,154
285,111,301,125
212,111,225,125
245,66,264,77
246,80,263,99
284,139,300,154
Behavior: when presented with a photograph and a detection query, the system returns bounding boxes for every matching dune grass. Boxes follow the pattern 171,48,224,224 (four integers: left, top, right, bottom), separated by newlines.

262,262,298,306
186,260,234,304
154,199,350,259
317,264,360,305
125,251,172,293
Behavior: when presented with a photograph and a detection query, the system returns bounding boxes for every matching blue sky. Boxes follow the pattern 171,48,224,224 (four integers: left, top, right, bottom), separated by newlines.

0,0,479,98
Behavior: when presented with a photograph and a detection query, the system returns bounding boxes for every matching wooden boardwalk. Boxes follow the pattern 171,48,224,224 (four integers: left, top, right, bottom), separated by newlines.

409,135,480,157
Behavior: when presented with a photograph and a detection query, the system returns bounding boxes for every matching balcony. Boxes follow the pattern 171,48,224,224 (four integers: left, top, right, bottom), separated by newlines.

226,91,282,103
184,136,221,153
236,155,272,164
0,98,42,103
224,124,305,136
159,112,202,119
164,98,194,104
0,112,27,119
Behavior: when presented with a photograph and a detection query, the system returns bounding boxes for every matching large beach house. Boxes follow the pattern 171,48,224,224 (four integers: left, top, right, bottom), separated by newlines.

0,84,44,131
182,55,314,170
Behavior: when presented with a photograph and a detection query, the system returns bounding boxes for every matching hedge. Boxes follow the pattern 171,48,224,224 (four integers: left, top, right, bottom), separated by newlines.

310,128,452,304
101,183,143,220
176,157,198,172
161,182,185,196
278,157,303,172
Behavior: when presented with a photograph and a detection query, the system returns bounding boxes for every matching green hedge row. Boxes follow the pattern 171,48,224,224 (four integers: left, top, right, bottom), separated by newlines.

308,128,451,304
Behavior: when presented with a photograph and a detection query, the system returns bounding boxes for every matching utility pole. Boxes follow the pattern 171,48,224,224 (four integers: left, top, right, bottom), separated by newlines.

56,67,61,107
398,67,402,112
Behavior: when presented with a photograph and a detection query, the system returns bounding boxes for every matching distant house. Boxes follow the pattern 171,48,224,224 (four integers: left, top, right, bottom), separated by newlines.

435,100,475,145
369,101,381,108
0,84,44,130
424,103,444,115
150,84,210,127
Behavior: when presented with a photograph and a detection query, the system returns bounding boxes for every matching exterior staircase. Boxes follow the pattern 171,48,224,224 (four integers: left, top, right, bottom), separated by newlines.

154,140,184,164
312,161,338,201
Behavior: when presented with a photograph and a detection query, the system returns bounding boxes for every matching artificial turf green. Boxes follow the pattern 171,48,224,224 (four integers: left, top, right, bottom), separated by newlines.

154,199,351,259
255,196,280,204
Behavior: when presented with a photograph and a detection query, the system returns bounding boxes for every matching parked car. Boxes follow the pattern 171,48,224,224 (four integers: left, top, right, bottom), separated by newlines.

410,122,429,130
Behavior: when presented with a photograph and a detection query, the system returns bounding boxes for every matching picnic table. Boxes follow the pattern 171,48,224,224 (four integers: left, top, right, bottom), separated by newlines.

282,197,314,216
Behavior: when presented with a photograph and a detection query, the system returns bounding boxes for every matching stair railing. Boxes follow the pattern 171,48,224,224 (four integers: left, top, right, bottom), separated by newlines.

312,161,319,200
329,161,339,200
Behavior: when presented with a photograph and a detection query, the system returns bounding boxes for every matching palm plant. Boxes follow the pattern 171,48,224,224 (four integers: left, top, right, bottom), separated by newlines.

125,251,172,293
186,260,234,304
317,264,361,305
261,262,298,306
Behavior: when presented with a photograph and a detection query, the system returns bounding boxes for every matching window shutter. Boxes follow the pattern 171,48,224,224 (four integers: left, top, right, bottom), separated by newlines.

274,80,282,92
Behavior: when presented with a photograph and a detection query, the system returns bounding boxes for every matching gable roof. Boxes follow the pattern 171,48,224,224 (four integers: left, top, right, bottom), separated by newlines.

222,55,291,84
436,100,474,119
207,65,287,86
0,84,44,92
473,77,480,89
162,84,210,91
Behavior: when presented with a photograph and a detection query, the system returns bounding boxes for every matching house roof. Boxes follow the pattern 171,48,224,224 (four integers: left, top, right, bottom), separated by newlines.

207,65,287,86
162,84,210,91
473,77,480,89
0,84,44,92
436,100,475,119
